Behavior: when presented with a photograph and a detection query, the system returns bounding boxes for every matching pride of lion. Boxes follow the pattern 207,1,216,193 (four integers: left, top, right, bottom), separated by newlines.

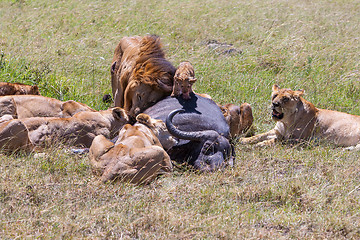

6,34,358,185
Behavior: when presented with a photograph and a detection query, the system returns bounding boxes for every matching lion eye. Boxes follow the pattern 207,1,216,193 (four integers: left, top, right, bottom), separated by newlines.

137,94,142,101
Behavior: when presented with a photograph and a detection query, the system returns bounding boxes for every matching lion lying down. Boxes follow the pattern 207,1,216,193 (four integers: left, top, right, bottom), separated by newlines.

241,85,360,148
220,103,254,138
0,107,129,152
0,82,40,96
0,95,95,122
89,114,173,184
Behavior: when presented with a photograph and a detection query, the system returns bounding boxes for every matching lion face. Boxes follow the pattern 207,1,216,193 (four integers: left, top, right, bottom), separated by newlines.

173,61,197,100
125,81,167,118
271,85,304,121
173,77,196,99
136,113,178,150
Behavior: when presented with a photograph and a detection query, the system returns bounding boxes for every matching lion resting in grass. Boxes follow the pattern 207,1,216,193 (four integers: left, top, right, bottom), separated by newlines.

0,82,40,96
111,35,175,117
240,85,360,148
135,113,178,151
0,95,95,122
89,114,172,184
0,107,129,152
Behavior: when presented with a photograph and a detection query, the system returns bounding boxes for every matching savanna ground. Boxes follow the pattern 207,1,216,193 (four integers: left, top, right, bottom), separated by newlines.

1,0,360,238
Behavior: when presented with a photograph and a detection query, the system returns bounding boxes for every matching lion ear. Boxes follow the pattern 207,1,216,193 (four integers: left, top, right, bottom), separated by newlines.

189,77,197,84
136,113,154,127
272,84,280,92
294,89,304,97
31,85,40,94
111,61,117,74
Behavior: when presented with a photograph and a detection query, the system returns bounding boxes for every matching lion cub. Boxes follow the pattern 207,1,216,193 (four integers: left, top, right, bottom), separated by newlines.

240,84,360,148
171,61,197,100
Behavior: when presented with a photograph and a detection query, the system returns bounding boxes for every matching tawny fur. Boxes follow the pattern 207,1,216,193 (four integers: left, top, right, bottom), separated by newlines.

89,117,172,184
0,108,129,152
240,85,360,148
171,61,197,100
0,82,40,96
136,113,178,150
111,35,176,117
0,95,95,121
221,103,253,138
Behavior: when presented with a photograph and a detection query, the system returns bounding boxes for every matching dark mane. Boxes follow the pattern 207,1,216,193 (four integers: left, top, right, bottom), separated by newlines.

138,35,165,60
132,35,175,89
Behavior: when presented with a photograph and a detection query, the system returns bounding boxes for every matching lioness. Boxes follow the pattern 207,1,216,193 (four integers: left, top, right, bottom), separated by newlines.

240,85,360,148
136,113,178,150
0,107,129,152
89,114,173,184
221,103,254,138
0,82,40,96
171,61,197,100
0,95,95,120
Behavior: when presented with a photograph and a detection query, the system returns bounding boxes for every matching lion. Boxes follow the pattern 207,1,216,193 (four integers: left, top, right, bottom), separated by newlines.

171,61,197,100
0,107,129,152
0,82,40,96
135,113,178,150
89,113,173,184
0,95,95,120
111,35,175,118
111,35,142,108
220,103,254,138
240,84,360,148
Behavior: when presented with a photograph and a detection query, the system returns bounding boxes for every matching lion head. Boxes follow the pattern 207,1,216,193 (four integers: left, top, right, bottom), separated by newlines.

271,84,304,122
221,103,253,138
172,61,197,100
136,113,178,150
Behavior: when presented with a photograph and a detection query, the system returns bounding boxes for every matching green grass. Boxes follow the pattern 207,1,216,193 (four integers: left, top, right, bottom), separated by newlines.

1,0,360,238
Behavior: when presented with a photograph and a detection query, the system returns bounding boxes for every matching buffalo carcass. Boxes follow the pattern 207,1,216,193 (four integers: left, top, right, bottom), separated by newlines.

143,92,234,171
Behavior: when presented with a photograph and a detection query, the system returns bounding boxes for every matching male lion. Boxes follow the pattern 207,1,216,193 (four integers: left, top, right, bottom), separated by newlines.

240,84,360,148
111,35,175,118
0,82,40,96
89,113,173,184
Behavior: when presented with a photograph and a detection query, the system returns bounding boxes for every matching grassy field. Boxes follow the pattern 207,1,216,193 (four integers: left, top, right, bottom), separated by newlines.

1,0,360,238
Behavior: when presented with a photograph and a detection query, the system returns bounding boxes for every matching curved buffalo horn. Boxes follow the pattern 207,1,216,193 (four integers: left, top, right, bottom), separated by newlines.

166,109,219,141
